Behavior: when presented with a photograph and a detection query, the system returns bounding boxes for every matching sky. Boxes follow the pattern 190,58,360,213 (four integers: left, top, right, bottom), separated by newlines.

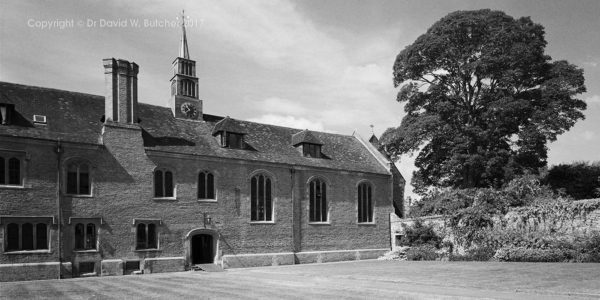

1,0,599,198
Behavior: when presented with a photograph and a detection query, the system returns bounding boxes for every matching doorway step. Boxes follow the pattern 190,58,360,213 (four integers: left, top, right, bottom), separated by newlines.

192,264,224,272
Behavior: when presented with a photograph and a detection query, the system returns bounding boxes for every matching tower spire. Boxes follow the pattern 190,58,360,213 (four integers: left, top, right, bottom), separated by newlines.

179,10,190,59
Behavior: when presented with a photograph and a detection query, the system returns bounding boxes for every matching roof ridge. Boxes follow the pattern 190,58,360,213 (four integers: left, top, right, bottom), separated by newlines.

1,81,357,139
0,81,104,99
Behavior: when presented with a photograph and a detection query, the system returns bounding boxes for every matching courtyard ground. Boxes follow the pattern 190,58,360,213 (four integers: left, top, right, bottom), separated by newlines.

1,260,599,299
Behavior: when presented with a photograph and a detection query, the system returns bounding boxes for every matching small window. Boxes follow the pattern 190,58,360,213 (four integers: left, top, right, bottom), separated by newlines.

74,223,97,250
250,174,273,222
302,144,321,158
136,222,158,250
78,262,96,275
4,222,48,252
358,182,373,223
0,156,22,186
124,260,141,275
33,115,47,124
198,171,215,200
222,132,244,149
154,169,174,198
309,179,327,223
66,162,91,195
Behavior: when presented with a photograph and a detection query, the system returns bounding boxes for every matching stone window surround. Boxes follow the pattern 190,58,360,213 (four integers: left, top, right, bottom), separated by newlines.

356,180,376,225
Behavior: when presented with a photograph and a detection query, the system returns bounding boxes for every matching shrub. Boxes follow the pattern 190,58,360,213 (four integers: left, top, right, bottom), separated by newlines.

494,246,576,262
406,244,439,261
398,219,442,248
450,246,496,261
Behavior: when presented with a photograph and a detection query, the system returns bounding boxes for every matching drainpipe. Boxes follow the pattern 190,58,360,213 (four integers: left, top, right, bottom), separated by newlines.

290,167,296,262
55,139,63,279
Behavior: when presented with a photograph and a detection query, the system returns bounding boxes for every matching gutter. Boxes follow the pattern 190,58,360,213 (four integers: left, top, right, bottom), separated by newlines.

54,139,63,279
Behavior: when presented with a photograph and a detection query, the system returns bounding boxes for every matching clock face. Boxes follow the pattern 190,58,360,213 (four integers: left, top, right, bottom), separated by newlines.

180,102,198,118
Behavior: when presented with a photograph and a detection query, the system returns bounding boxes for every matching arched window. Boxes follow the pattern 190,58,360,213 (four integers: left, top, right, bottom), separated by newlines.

136,222,158,250
358,182,373,223
0,156,22,186
4,222,49,252
309,178,327,222
250,174,272,222
198,171,215,200
66,162,90,195
74,223,96,250
154,169,174,198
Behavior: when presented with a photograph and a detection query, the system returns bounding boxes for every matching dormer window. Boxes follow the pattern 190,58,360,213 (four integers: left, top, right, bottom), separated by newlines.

302,143,321,158
212,117,248,150
0,104,14,125
292,129,325,159
222,132,244,149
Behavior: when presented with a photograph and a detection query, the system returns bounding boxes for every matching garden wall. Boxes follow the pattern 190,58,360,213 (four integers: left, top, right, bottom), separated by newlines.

390,198,600,252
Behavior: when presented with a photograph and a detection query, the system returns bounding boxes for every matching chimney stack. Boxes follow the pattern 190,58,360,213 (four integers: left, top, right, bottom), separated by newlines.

103,58,138,124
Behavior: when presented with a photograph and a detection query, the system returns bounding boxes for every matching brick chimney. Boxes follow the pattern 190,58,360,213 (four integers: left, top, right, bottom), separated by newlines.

103,58,138,124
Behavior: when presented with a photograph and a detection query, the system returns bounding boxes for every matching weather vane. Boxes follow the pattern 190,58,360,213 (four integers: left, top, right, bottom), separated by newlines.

370,124,375,135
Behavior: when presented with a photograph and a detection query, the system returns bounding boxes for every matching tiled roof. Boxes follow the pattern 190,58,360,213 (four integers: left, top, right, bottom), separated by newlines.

211,116,248,135
0,81,390,175
291,129,323,146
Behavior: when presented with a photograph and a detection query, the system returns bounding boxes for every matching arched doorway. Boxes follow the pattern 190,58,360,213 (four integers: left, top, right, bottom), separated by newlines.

185,228,219,267
191,234,214,264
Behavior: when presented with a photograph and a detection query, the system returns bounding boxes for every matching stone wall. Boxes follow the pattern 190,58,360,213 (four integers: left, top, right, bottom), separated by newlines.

390,198,600,251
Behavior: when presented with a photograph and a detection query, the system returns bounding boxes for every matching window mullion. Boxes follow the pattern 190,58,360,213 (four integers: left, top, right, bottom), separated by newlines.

18,224,22,250
32,224,37,250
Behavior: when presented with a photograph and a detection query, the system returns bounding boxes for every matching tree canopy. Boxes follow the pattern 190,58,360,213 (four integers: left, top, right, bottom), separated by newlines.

380,9,586,192
544,161,600,200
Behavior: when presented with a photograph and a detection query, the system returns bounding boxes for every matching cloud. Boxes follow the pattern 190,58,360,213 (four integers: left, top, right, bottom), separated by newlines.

257,97,308,115
248,114,325,131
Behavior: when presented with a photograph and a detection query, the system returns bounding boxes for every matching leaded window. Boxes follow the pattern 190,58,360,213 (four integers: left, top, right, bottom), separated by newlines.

250,174,272,222
358,182,373,223
154,169,174,198
198,171,215,199
309,179,327,222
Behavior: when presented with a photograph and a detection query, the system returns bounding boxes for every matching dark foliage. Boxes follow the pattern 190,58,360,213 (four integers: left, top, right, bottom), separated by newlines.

398,219,443,248
406,244,439,261
544,161,600,200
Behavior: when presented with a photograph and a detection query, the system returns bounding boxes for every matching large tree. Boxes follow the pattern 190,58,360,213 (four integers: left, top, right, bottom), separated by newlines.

381,9,586,193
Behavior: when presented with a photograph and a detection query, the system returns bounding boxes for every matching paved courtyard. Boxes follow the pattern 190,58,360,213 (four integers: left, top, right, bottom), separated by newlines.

1,260,600,299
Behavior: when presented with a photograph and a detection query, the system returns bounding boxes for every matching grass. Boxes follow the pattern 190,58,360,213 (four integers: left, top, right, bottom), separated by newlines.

1,260,599,299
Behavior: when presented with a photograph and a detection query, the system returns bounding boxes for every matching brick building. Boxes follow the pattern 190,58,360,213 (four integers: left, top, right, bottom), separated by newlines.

0,22,404,281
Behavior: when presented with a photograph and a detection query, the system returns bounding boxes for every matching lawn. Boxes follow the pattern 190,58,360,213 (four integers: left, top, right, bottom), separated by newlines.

1,260,599,299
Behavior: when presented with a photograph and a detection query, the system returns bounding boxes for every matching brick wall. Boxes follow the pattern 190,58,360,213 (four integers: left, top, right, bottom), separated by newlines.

0,123,394,281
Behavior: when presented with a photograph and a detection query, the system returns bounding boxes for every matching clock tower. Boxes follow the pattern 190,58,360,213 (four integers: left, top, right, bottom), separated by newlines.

170,10,202,120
